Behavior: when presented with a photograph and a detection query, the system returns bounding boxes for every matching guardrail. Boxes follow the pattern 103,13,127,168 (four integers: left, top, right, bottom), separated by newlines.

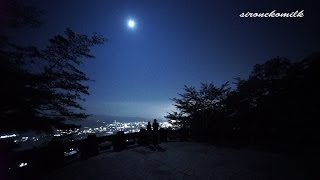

5,129,188,179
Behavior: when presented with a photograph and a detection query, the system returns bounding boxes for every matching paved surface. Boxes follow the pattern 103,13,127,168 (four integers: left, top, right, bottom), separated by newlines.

44,142,314,180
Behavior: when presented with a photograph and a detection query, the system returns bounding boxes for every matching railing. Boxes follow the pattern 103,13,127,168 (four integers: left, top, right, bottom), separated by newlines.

5,129,187,179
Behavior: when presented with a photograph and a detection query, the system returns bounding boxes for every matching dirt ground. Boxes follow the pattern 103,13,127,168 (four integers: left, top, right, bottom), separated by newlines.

44,142,316,180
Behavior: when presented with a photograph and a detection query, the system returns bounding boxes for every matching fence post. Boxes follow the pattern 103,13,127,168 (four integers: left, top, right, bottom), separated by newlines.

113,131,126,151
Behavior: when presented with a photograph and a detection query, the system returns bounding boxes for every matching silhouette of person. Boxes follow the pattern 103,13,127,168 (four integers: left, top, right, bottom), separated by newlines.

152,119,159,145
146,121,152,144
147,122,152,132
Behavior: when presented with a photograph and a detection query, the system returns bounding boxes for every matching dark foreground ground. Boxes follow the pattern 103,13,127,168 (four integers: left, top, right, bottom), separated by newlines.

43,142,317,180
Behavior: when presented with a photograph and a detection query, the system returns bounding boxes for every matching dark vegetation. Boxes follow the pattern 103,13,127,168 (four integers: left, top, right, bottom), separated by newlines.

166,54,320,147
0,0,106,132
1,2,105,178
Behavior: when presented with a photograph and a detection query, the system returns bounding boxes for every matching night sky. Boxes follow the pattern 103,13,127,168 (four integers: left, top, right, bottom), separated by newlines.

13,0,320,119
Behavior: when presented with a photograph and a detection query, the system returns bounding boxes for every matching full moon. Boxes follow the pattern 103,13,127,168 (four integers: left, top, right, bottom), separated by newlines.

128,19,135,28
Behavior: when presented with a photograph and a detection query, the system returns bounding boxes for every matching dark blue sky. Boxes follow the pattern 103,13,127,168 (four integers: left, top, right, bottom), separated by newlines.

16,0,320,119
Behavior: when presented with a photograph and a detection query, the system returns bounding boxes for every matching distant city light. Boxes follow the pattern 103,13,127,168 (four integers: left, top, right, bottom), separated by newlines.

64,148,78,157
3,121,172,147
0,134,17,139
21,137,28,142
19,162,28,168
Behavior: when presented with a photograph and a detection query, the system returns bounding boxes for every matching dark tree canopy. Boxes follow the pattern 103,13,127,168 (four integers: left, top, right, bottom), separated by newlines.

165,82,231,137
0,1,106,133
166,53,320,143
36,28,105,120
